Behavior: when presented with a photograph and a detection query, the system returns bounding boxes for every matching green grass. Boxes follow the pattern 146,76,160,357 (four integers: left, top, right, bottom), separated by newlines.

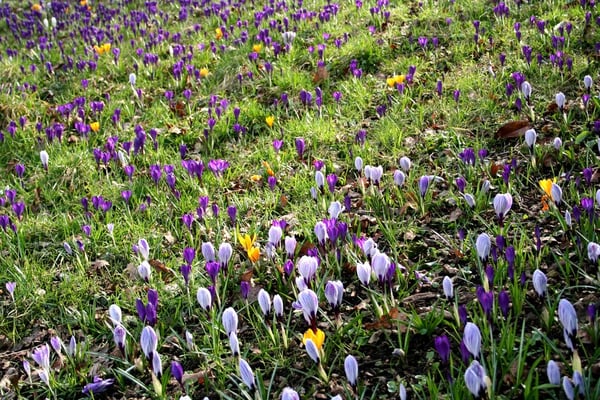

0,0,599,399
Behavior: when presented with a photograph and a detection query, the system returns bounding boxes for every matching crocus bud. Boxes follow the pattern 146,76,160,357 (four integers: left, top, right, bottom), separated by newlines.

393,170,406,187
344,355,359,388
356,261,371,285
281,387,300,400
258,289,271,317
222,307,238,336
109,304,122,325
196,287,212,311
583,75,592,91
171,361,184,386
521,81,532,99
137,261,151,282
524,129,537,148
315,171,325,190
399,156,411,171
588,242,600,263
201,242,215,262
463,322,482,358
239,359,255,390
40,150,49,170
305,338,320,363
354,156,363,172
547,360,560,385
555,92,566,110
553,137,562,150
140,326,157,359
218,242,233,268
475,233,491,261
493,193,512,219
532,269,547,298
273,294,284,318
558,299,578,351
442,276,453,299
464,360,487,398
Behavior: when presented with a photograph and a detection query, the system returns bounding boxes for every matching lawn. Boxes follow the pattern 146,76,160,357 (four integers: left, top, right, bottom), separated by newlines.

0,0,599,399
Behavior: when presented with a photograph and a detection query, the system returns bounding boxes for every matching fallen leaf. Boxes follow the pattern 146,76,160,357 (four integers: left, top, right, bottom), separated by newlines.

313,65,329,84
163,231,176,245
149,259,173,277
495,120,531,139
364,307,408,331
448,208,463,222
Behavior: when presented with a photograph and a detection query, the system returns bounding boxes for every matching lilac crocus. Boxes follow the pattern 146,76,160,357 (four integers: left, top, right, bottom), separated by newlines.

547,360,560,385
258,289,271,317
372,251,391,284
324,280,344,311
587,242,600,263
532,269,547,298
297,256,318,286
463,322,482,359
344,355,359,388
558,299,578,351
493,193,512,221
140,326,157,359
40,150,49,170
197,287,212,311
475,233,491,261
442,276,453,299
357,261,371,286
32,344,51,371
113,324,126,354
464,360,487,398
6,282,16,301
239,358,256,390
305,338,320,363
297,289,319,329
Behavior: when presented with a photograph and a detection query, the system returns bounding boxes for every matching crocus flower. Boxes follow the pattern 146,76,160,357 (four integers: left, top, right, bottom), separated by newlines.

215,243,232,269
344,355,359,388
314,221,328,245
295,138,305,159
6,282,16,301
138,239,150,260
140,326,157,359
558,299,578,351
222,307,238,336
171,361,184,386
493,193,512,220
498,290,510,317
297,289,319,329
202,242,216,262
463,322,482,359
326,173,338,193
305,338,320,363
273,295,284,319
137,260,152,282
197,287,212,311
82,376,114,396
32,344,50,371
464,360,487,398
229,332,240,356
281,387,300,400
587,242,600,263
152,352,162,377
555,92,566,111
394,170,406,187
547,360,560,385
324,280,344,312
524,129,537,148
328,201,344,219
475,233,491,261
258,289,271,317
113,324,126,354
532,269,547,298
297,256,318,286
108,304,122,326
419,175,430,197
355,156,363,172
239,359,256,390
442,276,453,299
372,251,391,284
563,377,575,400
357,261,372,285
434,335,451,363
40,150,49,170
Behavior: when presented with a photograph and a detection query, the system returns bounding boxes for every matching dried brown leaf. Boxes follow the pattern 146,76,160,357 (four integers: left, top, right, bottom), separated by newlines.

495,120,531,139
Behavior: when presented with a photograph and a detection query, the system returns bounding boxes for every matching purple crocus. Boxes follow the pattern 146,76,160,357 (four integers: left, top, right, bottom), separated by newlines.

434,335,451,363
295,138,305,159
419,175,430,197
208,159,229,177
82,376,114,396
463,322,482,359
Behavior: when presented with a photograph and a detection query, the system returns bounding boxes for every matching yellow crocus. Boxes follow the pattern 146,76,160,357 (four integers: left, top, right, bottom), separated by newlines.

215,27,223,40
90,122,100,132
237,233,257,252
252,44,263,53
250,175,262,182
262,161,274,176
31,4,42,11
247,247,260,263
539,178,557,199
303,328,325,350
387,75,405,87
265,116,274,128
200,68,209,78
